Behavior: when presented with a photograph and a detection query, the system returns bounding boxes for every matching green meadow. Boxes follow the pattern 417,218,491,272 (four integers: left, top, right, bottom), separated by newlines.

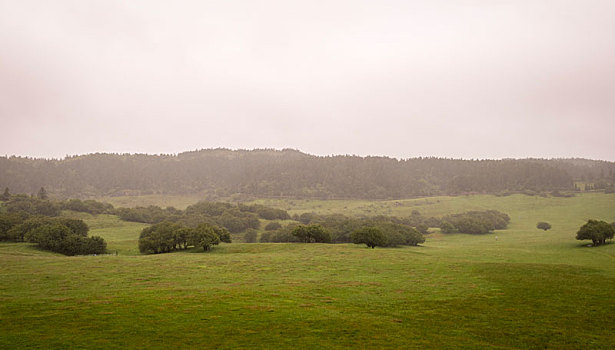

1,193,614,349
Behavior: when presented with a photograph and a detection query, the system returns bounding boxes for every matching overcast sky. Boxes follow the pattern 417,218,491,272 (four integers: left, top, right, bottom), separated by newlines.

1,0,614,160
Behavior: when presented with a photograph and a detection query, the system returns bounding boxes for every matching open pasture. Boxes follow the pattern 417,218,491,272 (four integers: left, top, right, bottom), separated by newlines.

1,193,614,348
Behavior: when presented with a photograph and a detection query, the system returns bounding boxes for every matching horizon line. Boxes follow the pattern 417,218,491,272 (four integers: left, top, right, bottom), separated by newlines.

2,148,614,163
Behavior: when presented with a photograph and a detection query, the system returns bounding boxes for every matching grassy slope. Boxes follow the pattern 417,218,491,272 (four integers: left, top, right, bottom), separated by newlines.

1,193,614,349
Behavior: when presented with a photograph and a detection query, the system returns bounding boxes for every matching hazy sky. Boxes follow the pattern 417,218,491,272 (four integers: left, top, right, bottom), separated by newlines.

1,0,614,160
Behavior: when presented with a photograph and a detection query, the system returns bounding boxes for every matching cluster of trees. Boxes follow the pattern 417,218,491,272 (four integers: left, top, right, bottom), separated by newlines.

439,210,510,234
259,215,426,247
0,194,108,256
0,215,106,255
115,206,182,224
261,209,509,244
3,150,613,200
237,203,290,220
282,209,508,240
259,224,302,243
118,201,289,234
290,224,331,243
138,221,231,254
351,224,425,248
3,194,62,216
285,212,428,243
60,198,114,214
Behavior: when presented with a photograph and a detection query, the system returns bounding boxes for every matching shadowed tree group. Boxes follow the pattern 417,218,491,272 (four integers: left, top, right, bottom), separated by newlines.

138,221,231,254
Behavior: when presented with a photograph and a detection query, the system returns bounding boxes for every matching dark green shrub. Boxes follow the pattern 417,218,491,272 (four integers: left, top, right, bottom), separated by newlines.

291,224,331,243
265,222,282,231
244,229,258,243
536,222,552,231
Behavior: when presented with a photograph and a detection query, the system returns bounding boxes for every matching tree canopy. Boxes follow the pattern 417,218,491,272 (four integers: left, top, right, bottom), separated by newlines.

291,224,331,243
576,220,614,246
117,201,267,234
138,221,229,254
352,227,387,248
14,217,107,256
439,210,510,234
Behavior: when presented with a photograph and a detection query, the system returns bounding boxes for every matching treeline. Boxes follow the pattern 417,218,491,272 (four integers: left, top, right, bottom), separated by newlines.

139,221,231,254
260,209,509,244
0,192,289,237
1,194,114,217
2,149,614,200
261,220,425,247
116,201,289,234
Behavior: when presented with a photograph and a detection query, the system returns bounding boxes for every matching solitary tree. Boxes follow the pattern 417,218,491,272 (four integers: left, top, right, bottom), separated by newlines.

37,187,48,200
352,227,387,248
536,222,552,231
576,219,614,246
0,187,9,201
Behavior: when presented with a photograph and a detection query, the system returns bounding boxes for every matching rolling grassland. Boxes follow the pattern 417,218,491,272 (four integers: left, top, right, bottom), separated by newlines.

1,193,614,349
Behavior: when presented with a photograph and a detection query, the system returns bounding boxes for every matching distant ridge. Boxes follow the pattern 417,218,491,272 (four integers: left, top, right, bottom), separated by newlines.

1,149,614,199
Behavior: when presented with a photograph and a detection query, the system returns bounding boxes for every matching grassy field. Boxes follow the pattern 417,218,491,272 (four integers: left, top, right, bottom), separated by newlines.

1,193,614,348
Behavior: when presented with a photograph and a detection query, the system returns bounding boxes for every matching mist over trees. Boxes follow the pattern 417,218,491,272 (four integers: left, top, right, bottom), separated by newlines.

2,149,614,200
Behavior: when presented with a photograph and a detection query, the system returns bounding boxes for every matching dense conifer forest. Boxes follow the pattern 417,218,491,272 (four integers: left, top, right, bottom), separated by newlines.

1,149,614,199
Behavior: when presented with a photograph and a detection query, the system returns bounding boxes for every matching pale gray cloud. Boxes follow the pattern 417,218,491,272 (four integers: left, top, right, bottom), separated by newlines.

1,0,614,160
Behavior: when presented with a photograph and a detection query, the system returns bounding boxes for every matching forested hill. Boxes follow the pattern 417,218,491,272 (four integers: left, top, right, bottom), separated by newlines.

1,149,614,199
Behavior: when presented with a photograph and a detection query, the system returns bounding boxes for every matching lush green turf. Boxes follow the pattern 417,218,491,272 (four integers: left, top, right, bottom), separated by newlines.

1,193,614,349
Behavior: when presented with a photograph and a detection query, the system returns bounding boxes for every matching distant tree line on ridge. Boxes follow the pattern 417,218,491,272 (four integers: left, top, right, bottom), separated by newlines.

2,149,615,200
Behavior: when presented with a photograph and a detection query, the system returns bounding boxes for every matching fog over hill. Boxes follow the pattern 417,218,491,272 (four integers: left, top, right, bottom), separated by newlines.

1,149,614,200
